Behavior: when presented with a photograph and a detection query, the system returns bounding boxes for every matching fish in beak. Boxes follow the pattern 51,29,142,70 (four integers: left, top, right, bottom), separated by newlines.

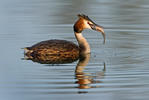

89,23,105,44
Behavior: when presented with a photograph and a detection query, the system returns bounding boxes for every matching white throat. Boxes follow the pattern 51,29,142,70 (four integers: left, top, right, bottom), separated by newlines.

74,32,90,54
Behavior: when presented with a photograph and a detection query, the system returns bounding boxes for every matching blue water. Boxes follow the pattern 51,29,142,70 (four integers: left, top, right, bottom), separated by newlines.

1,0,149,100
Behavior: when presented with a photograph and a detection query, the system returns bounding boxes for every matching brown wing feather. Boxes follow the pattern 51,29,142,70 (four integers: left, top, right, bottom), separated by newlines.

25,39,80,63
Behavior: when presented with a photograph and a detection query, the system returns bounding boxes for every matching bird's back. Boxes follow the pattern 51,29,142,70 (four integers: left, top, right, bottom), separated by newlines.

24,39,80,63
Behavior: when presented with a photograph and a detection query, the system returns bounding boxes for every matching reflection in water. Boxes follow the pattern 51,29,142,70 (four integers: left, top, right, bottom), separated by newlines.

75,54,105,90
24,53,79,64
24,52,106,92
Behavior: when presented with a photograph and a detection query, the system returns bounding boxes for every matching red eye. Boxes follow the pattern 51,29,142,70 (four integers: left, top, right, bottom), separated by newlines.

87,22,91,25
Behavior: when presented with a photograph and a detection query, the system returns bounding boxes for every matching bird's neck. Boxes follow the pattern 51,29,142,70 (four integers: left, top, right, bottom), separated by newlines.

75,53,90,73
74,32,90,55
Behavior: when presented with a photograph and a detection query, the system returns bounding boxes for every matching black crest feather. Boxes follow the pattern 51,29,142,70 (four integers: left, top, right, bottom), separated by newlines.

77,14,103,28
77,14,97,25
78,14,91,21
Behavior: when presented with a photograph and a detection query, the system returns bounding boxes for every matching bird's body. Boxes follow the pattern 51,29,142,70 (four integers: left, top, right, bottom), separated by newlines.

24,14,105,63
24,39,80,63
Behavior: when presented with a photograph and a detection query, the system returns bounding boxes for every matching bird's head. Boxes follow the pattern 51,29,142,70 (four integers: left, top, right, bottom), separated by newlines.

74,14,105,44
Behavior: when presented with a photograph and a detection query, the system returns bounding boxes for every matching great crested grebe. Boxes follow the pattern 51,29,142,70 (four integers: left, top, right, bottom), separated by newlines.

24,14,105,63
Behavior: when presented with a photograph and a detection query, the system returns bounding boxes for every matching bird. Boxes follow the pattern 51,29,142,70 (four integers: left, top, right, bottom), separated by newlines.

24,14,105,63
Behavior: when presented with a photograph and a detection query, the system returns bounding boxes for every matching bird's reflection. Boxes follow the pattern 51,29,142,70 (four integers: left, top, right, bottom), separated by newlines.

75,54,106,89
24,53,79,64
24,53,106,90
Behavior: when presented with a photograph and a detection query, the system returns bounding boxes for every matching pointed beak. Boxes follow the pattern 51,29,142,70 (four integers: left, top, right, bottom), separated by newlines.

90,24,106,44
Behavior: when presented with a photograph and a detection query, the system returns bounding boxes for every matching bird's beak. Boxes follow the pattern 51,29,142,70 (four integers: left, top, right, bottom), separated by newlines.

90,24,106,44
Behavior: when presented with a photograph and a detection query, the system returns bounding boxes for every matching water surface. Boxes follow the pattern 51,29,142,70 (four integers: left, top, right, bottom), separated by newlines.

1,0,149,100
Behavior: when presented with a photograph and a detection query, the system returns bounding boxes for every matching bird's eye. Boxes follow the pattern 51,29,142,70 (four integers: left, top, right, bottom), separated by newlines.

87,22,92,25
88,22,94,27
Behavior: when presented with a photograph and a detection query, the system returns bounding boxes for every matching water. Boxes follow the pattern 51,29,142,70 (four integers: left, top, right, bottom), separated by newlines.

1,0,149,100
